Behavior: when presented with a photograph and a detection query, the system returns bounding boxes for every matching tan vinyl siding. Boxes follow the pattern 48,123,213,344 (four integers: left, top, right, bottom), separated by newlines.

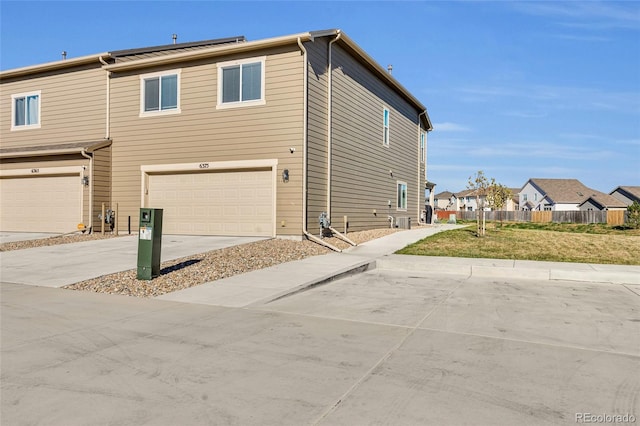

305,38,329,229
109,47,304,236
328,44,424,231
92,146,111,230
0,65,107,149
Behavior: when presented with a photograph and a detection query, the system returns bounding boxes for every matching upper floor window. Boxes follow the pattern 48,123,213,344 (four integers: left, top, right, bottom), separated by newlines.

140,70,180,116
217,56,265,109
397,181,407,210
11,91,41,130
420,131,426,163
523,194,528,201
383,108,390,146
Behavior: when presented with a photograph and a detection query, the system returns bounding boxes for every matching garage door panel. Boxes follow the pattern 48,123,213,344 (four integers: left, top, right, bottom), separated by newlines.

0,175,81,233
148,170,273,237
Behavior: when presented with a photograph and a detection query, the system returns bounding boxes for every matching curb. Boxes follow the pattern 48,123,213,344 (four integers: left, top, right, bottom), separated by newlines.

376,256,640,285
248,259,377,306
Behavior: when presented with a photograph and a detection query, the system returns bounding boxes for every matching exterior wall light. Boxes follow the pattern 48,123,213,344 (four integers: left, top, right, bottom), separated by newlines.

282,169,289,183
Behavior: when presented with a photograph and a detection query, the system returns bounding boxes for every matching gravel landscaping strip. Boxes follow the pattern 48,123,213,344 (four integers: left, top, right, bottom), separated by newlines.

63,228,401,297
0,233,122,252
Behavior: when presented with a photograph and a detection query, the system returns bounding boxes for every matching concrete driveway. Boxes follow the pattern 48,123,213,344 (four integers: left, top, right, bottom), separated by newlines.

2,265,638,425
0,235,266,288
0,231,60,244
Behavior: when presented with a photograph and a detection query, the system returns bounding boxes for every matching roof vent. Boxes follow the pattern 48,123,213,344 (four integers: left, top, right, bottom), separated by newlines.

387,64,393,74
172,34,177,45
61,51,67,60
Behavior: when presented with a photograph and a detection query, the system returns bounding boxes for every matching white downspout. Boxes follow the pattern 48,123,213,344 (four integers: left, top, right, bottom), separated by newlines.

80,149,94,233
327,30,342,223
99,56,110,139
297,37,309,237
298,35,342,252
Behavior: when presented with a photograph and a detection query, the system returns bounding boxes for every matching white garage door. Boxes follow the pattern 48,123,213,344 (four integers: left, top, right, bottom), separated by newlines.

148,169,274,236
0,175,81,233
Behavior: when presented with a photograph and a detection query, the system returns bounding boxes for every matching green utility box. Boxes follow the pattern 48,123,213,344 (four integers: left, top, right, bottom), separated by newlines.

137,208,163,280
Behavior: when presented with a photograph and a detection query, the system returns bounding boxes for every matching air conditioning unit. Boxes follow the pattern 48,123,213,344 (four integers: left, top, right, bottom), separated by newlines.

396,217,411,229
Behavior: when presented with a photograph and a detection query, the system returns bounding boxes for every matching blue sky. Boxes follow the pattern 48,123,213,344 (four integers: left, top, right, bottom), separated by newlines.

1,1,639,194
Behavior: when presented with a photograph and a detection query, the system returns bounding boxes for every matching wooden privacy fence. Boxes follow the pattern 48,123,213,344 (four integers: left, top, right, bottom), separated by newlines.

532,211,552,223
437,210,628,225
606,210,626,226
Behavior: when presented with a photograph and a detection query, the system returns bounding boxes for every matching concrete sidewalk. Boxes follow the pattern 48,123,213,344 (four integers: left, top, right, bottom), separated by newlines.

158,224,640,307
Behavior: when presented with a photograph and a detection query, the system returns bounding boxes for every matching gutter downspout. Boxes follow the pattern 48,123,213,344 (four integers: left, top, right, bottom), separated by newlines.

298,36,342,253
81,56,111,235
99,56,110,139
80,149,94,234
327,30,342,223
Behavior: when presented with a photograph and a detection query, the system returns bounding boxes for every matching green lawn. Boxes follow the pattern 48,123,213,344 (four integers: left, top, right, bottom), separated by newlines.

397,222,640,265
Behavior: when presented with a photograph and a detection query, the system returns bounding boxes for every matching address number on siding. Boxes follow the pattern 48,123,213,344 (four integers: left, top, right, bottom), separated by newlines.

31,168,40,173
199,163,210,169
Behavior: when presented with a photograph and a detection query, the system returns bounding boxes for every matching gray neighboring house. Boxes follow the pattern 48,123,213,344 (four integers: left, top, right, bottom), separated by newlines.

610,186,640,206
520,178,596,211
578,193,627,211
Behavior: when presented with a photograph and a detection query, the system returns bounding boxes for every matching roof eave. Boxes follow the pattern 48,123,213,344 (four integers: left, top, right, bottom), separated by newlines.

1,53,111,80
0,139,112,159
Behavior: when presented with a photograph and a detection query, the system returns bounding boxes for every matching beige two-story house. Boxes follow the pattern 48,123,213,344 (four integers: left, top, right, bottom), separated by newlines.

1,29,432,239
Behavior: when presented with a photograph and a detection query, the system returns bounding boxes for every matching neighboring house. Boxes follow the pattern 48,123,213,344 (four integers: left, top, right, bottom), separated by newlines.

435,187,518,212
434,191,456,210
454,189,487,211
507,188,520,211
610,186,640,206
519,178,597,211
578,192,627,211
0,30,432,238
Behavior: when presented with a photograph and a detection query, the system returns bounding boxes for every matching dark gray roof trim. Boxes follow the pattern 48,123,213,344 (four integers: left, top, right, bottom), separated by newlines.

110,36,246,58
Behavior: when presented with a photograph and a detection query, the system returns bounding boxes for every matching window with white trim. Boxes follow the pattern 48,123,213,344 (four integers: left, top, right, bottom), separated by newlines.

397,181,407,210
11,91,41,130
140,70,180,116
217,56,266,108
420,131,426,163
383,108,390,146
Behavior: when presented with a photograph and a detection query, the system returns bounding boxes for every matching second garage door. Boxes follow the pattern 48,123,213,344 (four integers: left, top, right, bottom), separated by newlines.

147,169,274,236
0,174,82,233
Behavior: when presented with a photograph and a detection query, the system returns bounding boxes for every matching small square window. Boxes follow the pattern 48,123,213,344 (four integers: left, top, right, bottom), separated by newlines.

140,70,180,116
11,91,41,130
217,57,266,109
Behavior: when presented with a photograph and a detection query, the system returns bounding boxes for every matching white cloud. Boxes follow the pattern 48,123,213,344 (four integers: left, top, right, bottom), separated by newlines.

466,142,614,161
512,1,640,31
433,122,471,132
455,85,640,114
